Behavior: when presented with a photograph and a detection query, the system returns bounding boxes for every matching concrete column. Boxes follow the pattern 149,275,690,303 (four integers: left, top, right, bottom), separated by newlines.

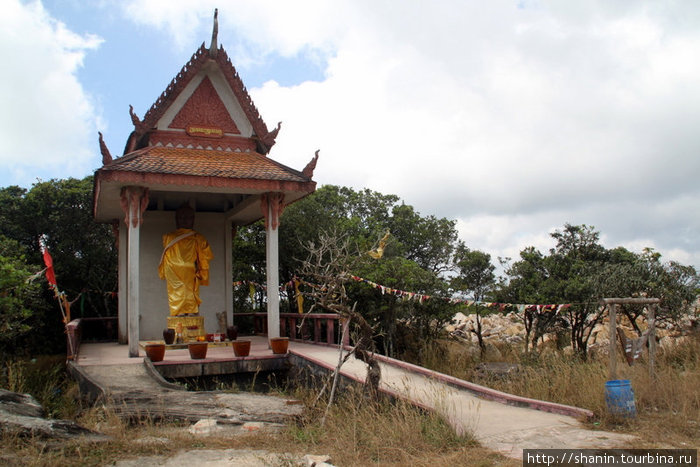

127,214,141,357
262,193,284,339
225,221,234,325
266,203,280,339
120,186,149,357
117,225,128,344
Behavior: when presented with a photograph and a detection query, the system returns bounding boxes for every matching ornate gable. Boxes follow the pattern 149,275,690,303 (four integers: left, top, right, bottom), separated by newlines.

122,29,279,155
168,76,240,134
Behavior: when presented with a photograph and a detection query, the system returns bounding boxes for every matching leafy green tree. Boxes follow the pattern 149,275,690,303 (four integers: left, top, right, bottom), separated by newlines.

389,204,458,274
495,223,699,358
0,236,46,361
231,223,267,313
0,186,27,241
451,244,496,352
273,185,460,358
21,178,117,318
0,177,117,355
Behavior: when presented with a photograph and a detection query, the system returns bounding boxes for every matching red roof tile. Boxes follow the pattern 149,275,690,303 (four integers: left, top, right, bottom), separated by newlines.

102,146,309,183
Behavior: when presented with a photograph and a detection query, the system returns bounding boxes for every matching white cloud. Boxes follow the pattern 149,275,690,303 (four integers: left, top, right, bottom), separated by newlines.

0,0,102,186
120,0,342,63
97,1,700,270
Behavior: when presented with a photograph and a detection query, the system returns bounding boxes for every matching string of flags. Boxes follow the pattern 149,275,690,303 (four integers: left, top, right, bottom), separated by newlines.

233,275,573,314
349,275,572,313
350,275,432,303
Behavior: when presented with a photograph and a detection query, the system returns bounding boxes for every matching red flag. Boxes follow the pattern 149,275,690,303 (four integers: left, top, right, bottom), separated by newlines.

42,247,57,287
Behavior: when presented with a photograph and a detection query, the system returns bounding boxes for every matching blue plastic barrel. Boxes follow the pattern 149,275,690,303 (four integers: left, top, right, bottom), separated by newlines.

605,379,636,417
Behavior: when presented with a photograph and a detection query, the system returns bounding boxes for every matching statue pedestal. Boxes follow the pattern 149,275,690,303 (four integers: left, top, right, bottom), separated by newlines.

167,315,205,342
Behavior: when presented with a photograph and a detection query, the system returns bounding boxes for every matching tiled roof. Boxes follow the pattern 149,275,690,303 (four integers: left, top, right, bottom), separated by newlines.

102,146,309,183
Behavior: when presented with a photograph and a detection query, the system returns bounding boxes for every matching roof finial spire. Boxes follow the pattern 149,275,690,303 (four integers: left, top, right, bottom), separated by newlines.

209,8,219,58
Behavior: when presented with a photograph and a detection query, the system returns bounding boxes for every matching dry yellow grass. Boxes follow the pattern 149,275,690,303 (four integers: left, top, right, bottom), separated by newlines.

4,336,697,465
0,389,516,467
419,335,700,449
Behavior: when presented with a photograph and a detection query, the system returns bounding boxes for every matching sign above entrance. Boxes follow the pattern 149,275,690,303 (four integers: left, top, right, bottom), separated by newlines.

186,125,224,138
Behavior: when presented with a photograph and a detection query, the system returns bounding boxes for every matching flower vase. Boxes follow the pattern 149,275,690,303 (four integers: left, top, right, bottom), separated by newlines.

145,343,165,362
188,342,208,359
232,339,251,357
163,328,175,345
269,337,289,354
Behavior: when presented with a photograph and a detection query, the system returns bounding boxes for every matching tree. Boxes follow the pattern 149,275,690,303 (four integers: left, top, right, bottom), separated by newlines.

0,177,118,355
0,186,27,241
451,244,496,353
16,178,118,318
495,223,699,358
297,230,381,412
0,236,45,361
275,186,460,357
389,204,458,274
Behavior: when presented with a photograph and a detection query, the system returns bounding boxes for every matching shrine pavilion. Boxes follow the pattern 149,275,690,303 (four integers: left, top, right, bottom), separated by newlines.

92,11,318,357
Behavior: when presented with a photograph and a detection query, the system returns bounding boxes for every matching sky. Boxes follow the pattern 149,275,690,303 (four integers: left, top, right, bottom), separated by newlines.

1,0,699,272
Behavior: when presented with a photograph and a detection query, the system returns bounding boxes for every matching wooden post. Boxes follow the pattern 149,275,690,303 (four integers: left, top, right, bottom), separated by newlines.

609,303,617,381
341,317,351,347
600,297,661,381
314,317,322,343
280,316,287,338
326,318,335,345
289,317,297,341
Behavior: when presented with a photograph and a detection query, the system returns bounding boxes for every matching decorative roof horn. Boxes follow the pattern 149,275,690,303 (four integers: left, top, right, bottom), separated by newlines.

209,9,218,59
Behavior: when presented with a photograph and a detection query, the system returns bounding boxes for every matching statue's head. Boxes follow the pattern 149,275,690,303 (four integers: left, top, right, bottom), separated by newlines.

175,203,195,229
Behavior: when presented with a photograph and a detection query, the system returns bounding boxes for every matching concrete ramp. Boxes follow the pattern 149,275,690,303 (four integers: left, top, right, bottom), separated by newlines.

288,341,636,459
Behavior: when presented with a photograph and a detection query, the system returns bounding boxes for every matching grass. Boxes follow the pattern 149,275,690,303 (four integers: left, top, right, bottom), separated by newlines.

418,335,700,448
1,355,80,419
0,356,515,466
3,335,697,465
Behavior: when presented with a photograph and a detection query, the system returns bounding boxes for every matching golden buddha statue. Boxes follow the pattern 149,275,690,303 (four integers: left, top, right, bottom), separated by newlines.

158,203,213,317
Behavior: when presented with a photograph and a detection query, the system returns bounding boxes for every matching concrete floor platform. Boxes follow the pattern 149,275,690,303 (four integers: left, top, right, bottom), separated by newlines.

77,336,289,378
77,336,275,365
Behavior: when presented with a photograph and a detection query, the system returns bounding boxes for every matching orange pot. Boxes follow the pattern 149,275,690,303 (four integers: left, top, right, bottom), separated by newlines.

232,339,251,357
269,337,289,354
145,344,165,362
188,342,208,359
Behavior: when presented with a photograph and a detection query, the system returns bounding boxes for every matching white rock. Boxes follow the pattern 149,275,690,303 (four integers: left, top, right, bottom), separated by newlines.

188,418,221,435
452,312,469,324
303,454,335,466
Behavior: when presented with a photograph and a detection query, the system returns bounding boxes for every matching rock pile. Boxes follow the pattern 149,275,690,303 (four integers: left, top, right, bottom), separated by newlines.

445,310,698,355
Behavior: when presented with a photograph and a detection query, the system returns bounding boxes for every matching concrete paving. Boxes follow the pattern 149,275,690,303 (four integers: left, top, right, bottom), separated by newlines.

74,338,636,459
72,338,302,423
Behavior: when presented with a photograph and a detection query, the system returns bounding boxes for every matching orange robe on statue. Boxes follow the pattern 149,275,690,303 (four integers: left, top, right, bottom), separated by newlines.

158,228,214,316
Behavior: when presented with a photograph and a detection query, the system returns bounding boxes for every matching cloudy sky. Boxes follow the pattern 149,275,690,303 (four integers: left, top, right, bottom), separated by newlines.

2,0,699,271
